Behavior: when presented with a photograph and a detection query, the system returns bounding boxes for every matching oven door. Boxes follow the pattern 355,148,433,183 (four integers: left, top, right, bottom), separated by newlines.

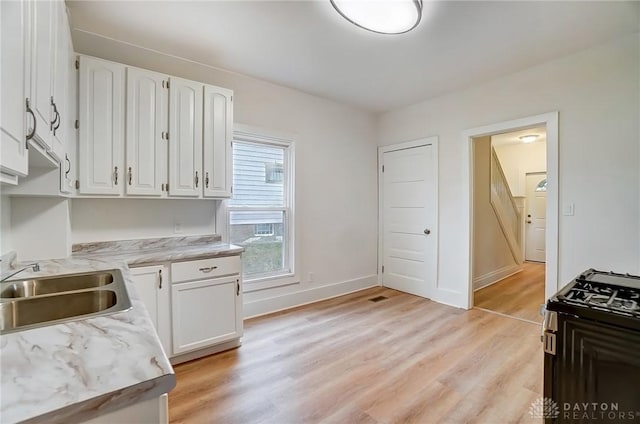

545,312,640,423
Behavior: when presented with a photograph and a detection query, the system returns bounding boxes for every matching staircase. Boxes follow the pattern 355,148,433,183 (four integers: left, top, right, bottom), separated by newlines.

489,147,523,264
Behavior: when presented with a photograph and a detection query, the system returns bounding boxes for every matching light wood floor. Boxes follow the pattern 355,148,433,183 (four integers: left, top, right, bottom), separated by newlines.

169,287,543,424
474,262,546,323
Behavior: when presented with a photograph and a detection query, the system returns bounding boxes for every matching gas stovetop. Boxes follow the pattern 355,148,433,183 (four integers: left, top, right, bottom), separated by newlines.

549,269,640,325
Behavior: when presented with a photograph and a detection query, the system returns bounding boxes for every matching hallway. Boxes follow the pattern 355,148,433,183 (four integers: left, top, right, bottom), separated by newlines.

474,262,545,323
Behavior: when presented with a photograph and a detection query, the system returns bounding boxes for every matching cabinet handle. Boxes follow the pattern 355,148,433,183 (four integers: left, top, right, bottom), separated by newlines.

158,269,163,289
114,166,118,185
198,266,218,273
195,171,199,188
53,107,61,134
205,172,209,188
49,97,58,130
236,279,240,296
25,98,36,141
128,167,133,185
65,154,71,177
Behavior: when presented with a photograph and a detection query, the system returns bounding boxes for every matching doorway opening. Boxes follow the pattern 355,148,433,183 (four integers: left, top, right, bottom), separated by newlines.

461,112,558,314
471,127,547,323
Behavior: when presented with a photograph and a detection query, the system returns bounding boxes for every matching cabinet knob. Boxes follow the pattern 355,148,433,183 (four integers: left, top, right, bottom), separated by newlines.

205,172,209,188
195,171,199,188
158,269,163,289
424,229,431,235
114,166,118,185
128,167,133,185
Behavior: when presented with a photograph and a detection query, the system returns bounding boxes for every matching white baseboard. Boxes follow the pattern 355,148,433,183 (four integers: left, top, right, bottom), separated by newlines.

473,264,522,291
432,287,468,310
243,275,378,319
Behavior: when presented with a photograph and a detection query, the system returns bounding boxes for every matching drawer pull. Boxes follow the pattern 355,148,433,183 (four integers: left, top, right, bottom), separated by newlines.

198,266,218,273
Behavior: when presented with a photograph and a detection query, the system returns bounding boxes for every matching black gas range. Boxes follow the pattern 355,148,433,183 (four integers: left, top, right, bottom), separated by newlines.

543,269,640,423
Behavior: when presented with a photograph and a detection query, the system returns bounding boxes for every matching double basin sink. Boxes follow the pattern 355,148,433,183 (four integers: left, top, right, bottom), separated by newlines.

0,269,132,334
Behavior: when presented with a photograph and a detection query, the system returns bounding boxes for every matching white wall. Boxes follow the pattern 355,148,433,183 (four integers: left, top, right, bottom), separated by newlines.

493,140,547,197
70,199,218,244
71,31,379,313
473,137,517,289
11,198,71,261
378,33,640,307
1,196,12,255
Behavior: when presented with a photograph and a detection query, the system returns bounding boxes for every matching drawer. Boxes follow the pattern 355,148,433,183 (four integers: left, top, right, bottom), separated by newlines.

171,256,241,283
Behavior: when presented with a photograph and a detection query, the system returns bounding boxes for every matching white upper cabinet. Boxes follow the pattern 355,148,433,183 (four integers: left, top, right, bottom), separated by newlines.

78,56,125,195
203,84,233,198
66,54,233,199
60,27,77,195
126,67,167,196
0,0,29,182
168,77,203,197
49,0,71,163
29,0,55,154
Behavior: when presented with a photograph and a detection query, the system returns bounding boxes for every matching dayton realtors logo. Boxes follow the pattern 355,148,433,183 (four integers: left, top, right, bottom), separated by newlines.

529,398,640,421
529,397,560,419
562,402,638,421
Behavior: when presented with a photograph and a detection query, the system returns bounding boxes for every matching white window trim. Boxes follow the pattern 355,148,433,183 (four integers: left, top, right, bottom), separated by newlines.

223,124,298,292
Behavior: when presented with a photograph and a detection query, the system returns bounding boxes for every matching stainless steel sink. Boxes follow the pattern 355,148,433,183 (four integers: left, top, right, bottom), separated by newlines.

0,269,131,334
1,272,113,298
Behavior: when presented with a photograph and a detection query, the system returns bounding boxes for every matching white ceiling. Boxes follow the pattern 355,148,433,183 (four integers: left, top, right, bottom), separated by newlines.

66,1,640,113
491,126,546,147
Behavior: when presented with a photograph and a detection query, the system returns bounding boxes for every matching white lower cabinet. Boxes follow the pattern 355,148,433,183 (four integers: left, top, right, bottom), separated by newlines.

171,275,242,355
80,394,168,424
129,255,242,361
130,265,171,355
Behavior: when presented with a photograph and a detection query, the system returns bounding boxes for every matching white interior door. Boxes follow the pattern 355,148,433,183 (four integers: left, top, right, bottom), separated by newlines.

525,173,546,262
381,143,437,299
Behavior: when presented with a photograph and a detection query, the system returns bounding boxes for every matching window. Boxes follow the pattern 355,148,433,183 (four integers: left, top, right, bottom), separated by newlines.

227,129,295,287
254,223,274,237
535,179,547,192
265,162,284,184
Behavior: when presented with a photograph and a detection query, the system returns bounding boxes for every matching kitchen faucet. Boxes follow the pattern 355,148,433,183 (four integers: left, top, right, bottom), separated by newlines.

1,263,40,281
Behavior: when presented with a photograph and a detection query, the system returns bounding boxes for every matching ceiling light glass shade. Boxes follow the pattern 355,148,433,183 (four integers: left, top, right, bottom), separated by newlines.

330,0,423,34
519,135,539,144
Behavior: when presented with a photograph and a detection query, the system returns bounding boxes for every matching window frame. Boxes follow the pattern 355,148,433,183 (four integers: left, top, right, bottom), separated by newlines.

225,124,297,292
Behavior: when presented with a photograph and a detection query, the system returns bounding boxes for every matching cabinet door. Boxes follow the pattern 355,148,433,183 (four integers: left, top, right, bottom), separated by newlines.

126,68,167,196
168,77,202,197
60,51,77,194
48,0,68,163
130,265,171,356
203,84,233,198
171,276,241,354
29,0,54,152
0,0,29,180
78,55,125,195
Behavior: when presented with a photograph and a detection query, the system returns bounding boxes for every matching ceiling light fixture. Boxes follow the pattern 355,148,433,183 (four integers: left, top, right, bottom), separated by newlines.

330,0,423,35
519,135,539,144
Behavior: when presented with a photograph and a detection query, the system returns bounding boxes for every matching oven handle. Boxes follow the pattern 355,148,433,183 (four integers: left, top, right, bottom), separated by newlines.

541,309,558,355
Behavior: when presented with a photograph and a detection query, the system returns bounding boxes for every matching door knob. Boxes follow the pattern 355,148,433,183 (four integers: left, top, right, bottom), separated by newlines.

424,229,431,235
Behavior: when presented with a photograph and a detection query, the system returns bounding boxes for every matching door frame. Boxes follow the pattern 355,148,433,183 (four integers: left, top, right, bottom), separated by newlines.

462,112,559,308
377,137,439,289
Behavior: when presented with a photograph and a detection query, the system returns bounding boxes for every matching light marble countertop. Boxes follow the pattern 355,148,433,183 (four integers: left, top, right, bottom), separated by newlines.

0,236,243,423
